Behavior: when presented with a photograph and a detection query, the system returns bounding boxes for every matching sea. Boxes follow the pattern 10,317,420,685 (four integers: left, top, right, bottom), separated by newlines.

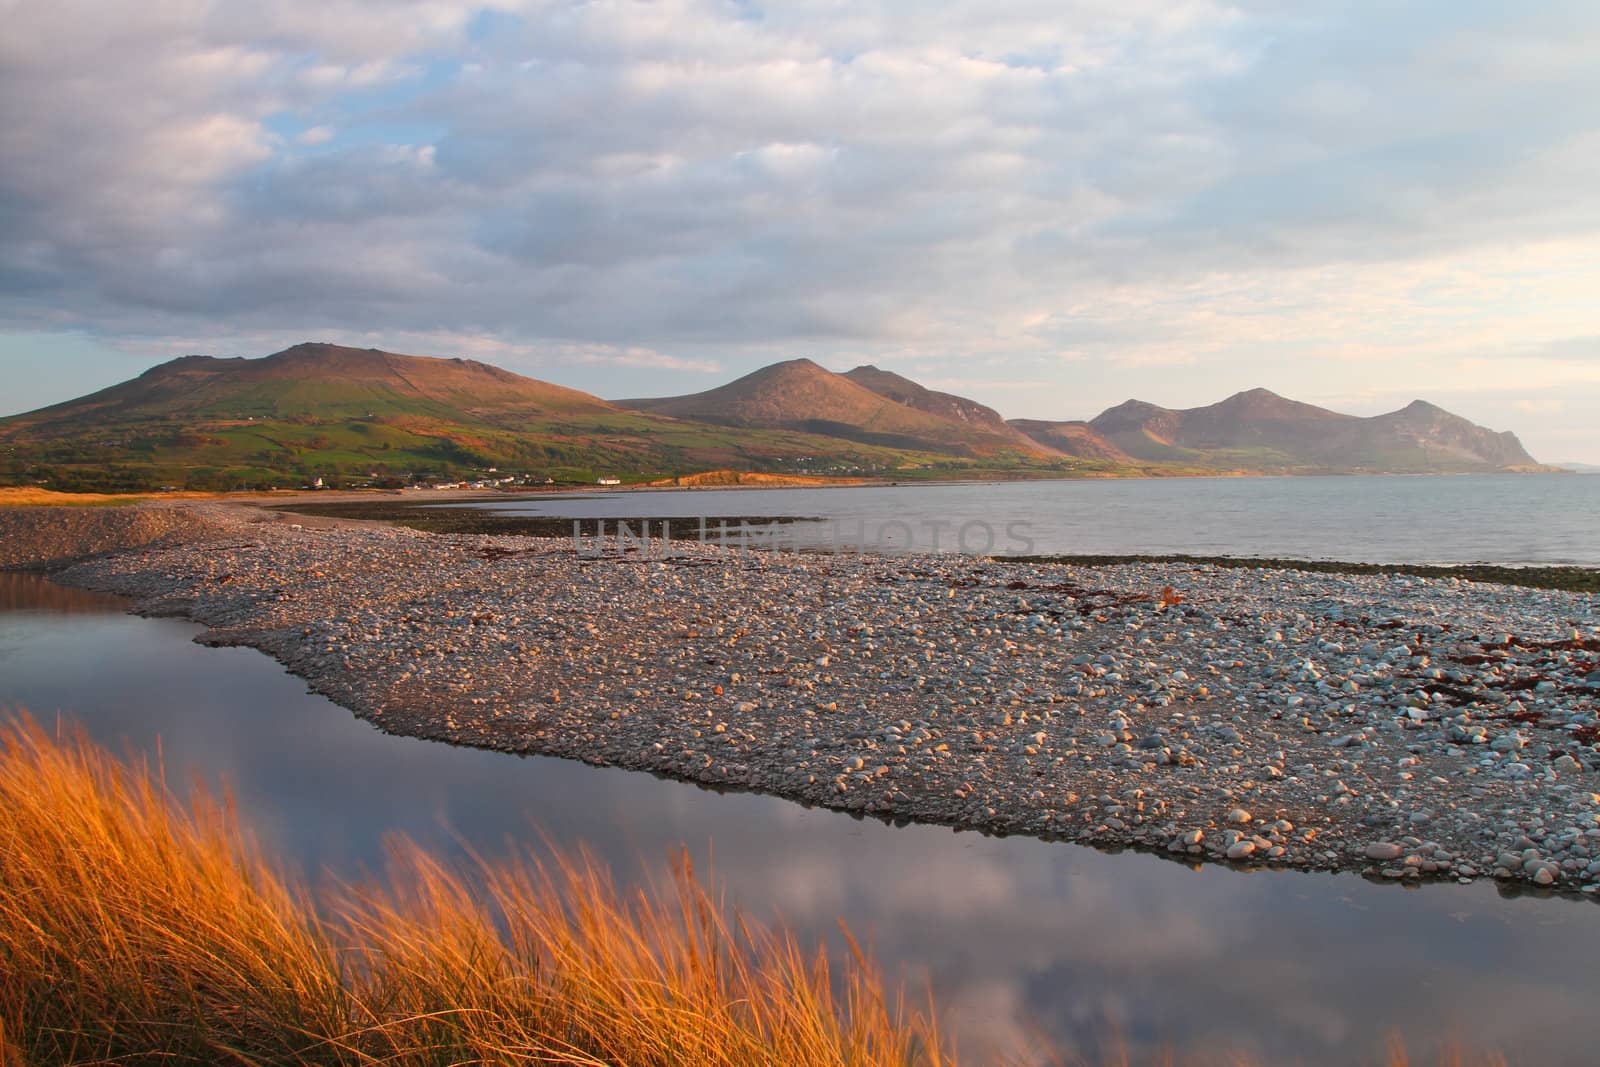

461,473,1600,565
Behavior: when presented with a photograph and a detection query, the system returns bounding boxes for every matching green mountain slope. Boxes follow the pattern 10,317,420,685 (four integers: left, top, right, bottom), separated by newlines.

6,342,616,432
0,343,1551,491
0,344,968,490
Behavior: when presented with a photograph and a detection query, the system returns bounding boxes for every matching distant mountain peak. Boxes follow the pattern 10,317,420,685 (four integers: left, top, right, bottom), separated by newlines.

1381,399,1463,427
280,341,354,352
840,364,1051,452
1216,387,1291,408
621,358,1058,458
1205,387,1341,421
1098,398,1171,417
270,341,380,360
1088,399,1179,440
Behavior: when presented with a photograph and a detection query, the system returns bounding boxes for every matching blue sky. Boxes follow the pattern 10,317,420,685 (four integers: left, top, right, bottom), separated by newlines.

3,1,1598,460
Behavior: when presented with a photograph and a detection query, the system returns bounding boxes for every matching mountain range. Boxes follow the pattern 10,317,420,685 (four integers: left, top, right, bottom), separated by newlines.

0,342,1549,491
1012,388,1540,472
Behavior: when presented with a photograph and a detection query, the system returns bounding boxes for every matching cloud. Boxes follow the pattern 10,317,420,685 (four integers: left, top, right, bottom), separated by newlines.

1511,335,1600,363
1,0,1599,457
0,0,1244,353
410,334,725,375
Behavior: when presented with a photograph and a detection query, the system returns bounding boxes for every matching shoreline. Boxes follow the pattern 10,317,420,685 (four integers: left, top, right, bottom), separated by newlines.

0,464,1574,513
12,499,1600,894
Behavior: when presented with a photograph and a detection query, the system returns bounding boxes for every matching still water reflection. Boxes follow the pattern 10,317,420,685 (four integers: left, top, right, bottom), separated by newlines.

2,572,1594,1062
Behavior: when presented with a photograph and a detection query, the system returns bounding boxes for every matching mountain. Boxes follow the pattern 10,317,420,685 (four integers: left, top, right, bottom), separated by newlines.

841,366,1006,430
1556,462,1600,473
1007,420,1134,463
0,344,975,491
617,358,1056,458
1363,400,1541,470
1073,388,1542,472
0,343,1552,490
841,365,1057,457
1084,389,1354,465
4,342,618,436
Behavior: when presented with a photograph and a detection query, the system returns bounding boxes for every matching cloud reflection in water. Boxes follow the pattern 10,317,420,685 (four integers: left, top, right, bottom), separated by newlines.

1,573,1595,1063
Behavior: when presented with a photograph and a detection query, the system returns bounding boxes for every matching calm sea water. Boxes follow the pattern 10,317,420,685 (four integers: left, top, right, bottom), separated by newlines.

3,572,1598,1063
468,474,1600,565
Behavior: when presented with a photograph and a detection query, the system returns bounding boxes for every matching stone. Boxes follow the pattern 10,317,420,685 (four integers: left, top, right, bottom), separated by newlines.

47,494,1600,893
1491,732,1527,753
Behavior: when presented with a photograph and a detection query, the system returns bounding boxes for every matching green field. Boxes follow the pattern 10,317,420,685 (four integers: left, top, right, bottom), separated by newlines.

1,410,1116,492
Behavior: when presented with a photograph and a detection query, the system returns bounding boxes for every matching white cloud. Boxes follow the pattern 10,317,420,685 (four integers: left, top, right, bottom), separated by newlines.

1,0,1598,455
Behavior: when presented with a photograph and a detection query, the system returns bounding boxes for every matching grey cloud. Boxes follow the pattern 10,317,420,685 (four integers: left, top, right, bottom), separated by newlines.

2,0,1599,407
1107,1,1600,269
1514,335,1600,363
238,147,457,224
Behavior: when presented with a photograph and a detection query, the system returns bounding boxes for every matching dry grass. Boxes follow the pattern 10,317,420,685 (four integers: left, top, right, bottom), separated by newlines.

0,488,220,507
0,715,947,1066
0,714,1514,1066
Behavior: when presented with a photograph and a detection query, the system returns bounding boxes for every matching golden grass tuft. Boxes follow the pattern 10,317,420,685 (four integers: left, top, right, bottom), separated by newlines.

0,715,947,1065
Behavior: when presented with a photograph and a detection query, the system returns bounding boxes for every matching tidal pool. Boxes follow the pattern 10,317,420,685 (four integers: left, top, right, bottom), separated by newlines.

2,572,1593,1062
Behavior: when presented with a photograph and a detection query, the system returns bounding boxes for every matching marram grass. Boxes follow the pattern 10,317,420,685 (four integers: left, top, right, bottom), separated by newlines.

0,714,1510,1066
0,714,945,1066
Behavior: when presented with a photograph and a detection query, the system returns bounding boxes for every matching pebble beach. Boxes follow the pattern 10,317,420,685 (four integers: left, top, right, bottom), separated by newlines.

35,500,1600,892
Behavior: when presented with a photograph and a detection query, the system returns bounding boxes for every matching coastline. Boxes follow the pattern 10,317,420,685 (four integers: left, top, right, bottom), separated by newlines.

12,498,1600,893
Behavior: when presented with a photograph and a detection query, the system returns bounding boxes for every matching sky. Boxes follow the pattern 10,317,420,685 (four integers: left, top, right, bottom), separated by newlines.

2,1,1598,461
